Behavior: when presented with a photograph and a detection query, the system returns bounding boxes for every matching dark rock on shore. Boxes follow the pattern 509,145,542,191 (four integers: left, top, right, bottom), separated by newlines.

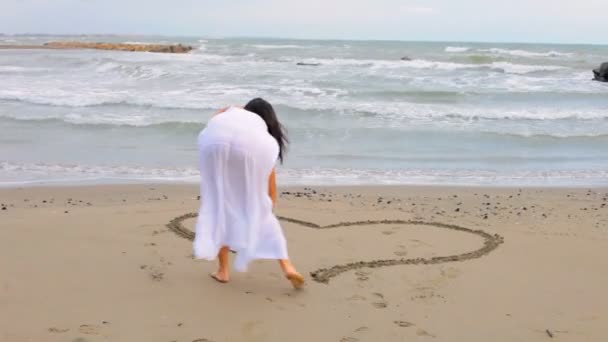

297,62,321,66
593,62,608,82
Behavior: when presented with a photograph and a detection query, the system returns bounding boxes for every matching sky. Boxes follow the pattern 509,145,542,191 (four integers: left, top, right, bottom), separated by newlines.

1,0,607,44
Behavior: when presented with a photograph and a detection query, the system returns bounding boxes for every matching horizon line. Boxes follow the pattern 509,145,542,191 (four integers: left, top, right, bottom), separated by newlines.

1,32,607,46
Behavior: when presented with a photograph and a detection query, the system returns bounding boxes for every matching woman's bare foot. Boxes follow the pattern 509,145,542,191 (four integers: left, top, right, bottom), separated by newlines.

210,272,230,283
286,272,305,289
210,246,231,283
279,259,305,289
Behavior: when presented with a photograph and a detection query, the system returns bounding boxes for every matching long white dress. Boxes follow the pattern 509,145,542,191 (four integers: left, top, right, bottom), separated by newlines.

193,107,288,272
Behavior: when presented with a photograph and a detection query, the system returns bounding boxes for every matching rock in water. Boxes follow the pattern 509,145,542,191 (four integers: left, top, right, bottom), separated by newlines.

401,56,412,61
593,62,608,82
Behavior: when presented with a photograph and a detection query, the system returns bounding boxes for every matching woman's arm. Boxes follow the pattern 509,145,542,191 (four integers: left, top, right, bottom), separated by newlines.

269,168,277,207
212,105,244,117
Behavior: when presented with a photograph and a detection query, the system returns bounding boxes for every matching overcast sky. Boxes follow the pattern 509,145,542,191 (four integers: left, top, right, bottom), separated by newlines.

1,0,607,44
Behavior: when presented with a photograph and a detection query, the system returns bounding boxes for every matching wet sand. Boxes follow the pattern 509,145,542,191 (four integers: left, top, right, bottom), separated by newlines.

1,184,607,341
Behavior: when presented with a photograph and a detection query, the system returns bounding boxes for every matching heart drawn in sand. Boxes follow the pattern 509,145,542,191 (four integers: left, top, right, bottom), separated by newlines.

166,213,504,284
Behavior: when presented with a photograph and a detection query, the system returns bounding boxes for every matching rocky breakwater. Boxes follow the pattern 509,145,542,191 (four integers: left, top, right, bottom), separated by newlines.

43,41,193,53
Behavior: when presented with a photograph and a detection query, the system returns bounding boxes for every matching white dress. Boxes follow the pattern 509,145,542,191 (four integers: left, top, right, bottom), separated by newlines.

193,107,288,272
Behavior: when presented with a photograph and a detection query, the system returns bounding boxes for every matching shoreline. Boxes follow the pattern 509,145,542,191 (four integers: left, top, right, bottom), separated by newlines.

1,179,607,190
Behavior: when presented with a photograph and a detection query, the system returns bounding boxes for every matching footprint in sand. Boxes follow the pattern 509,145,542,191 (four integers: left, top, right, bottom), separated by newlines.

371,293,388,309
394,244,408,257
48,327,70,333
409,239,433,248
150,271,164,281
340,326,369,342
347,294,367,301
192,339,212,342
394,321,414,328
355,271,370,281
372,302,387,308
147,266,165,281
416,328,436,338
393,250,408,257
79,324,100,335
440,267,461,279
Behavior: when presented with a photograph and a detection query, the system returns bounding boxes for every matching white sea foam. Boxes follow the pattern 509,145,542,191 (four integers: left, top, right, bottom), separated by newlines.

271,98,608,121
0,52,603,122
397,60,565,74
248,44,307,49
0,161,200,185
0,87,130,108
489,62,565,74
2,161,607,187
3,90,606,125
122,41,156,45
479,48,573,58
94,61,121,73
292,57,469,70
389,59,479,70
289,56,568,74
0,66,31,72
445,46,471,52
0,66,49,73
279,168,608,186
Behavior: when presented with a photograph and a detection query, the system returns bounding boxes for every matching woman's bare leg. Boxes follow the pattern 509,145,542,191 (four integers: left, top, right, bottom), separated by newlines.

279,259,305,289
211,246,231,283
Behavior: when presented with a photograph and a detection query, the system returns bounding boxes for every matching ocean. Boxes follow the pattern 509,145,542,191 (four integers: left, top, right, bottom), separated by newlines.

1,35,607,186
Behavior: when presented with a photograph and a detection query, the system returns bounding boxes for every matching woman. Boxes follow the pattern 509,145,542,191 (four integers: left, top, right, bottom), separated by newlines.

193,98,304,289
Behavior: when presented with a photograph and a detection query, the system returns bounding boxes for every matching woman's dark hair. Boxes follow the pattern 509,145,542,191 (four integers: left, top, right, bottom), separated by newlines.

244,98,289,163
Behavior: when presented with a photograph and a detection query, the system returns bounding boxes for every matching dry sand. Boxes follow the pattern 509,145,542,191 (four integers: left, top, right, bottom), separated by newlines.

1,184,607,342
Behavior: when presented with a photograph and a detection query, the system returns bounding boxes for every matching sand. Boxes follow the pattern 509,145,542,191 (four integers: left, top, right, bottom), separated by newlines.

1,184,607,342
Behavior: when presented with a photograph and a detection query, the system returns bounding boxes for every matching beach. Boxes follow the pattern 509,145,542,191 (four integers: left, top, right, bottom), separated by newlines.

1,184,607,341
2,34,607,342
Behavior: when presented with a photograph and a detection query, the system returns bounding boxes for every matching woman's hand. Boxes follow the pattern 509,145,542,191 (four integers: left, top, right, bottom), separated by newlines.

212,105,245,117
212,106,230,117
